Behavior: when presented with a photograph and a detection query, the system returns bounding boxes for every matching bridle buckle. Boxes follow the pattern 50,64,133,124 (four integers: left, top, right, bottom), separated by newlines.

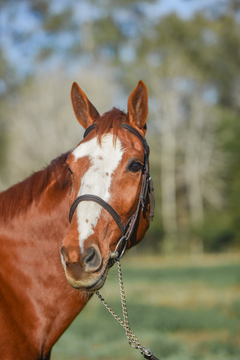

110,235,127,261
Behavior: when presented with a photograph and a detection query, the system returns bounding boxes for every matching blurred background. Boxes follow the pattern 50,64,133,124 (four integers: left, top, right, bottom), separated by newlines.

0,0,240,359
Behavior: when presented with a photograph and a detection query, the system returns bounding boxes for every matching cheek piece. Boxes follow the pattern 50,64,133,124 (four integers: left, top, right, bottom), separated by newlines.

68,123,155,261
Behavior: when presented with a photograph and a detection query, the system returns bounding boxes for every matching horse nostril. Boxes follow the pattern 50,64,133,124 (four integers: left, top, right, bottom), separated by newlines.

85,247,95,263
60,246,68,265
84,246,102,272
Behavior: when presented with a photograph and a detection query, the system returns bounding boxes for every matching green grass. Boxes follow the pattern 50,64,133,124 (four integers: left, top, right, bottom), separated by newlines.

52,254,240,360
120,263,240,286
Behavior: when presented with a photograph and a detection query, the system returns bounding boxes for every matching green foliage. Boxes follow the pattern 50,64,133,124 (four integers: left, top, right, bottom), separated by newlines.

195,214,234,252
141,10,240,107
43,9,74,33
210,108,240,248
93,17,125,55
0,121,7,177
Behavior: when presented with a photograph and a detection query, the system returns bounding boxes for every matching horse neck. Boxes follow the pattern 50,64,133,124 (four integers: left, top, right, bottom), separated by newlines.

0,154,89,355
0,152,71,223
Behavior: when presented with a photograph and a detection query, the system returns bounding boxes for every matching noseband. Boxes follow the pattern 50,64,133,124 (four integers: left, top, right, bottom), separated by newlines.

68,123,154,261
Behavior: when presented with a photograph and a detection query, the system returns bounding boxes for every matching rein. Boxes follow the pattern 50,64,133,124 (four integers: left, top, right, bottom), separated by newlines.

68,123,158,359
69,122,155,260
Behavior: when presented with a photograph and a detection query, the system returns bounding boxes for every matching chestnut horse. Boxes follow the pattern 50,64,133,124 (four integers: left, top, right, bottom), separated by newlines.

0,80,152,359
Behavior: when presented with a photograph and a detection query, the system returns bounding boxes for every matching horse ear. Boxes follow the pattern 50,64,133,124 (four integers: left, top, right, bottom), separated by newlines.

128,80,148,130
71,82,100,129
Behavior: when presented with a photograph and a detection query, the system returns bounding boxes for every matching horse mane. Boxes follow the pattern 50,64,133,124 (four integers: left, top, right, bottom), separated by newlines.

0,109,127,223
0,152,71,223
95,108,128,145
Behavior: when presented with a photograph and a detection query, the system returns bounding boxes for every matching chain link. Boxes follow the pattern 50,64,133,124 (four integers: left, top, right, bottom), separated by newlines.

95,260,151,357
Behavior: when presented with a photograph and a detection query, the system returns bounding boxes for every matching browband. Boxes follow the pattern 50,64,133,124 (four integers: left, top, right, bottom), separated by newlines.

83,122,149,157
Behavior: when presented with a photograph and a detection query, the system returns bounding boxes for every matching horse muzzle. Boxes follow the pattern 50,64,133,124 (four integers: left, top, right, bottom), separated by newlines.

60,244,108,292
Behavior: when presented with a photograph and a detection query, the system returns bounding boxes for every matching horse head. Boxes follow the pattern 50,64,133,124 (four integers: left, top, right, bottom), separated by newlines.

61,80,153,291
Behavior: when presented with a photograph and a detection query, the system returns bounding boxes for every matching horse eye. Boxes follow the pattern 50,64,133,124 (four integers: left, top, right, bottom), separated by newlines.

128,161,142,173
67,165,73,175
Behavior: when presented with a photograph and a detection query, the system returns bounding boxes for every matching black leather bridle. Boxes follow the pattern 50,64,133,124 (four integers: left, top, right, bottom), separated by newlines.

68,123,154,260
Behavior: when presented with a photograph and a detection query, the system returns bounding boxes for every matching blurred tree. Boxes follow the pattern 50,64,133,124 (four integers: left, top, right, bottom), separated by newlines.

0,49,21,187
0,0,155,80
0,67,120,189
149,6,240,109
214,108,240,250
0,0,155,186
1,0,240,253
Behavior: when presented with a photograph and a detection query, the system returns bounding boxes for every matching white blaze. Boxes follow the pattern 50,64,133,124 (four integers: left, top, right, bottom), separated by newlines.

72,134,123,251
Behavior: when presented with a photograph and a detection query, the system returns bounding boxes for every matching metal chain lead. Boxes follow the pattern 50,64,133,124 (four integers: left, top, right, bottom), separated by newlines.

95,260,153,359
116,260,142,350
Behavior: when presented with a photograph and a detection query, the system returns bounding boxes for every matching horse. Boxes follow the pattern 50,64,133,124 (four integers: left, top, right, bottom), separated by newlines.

0,80,153,359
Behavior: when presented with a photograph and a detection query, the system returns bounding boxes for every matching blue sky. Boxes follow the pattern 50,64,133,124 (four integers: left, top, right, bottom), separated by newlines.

0,0,216,82
144,0,217,19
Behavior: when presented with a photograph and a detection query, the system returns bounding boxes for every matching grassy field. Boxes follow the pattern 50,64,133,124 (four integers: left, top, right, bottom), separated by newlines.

52,253,240,360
